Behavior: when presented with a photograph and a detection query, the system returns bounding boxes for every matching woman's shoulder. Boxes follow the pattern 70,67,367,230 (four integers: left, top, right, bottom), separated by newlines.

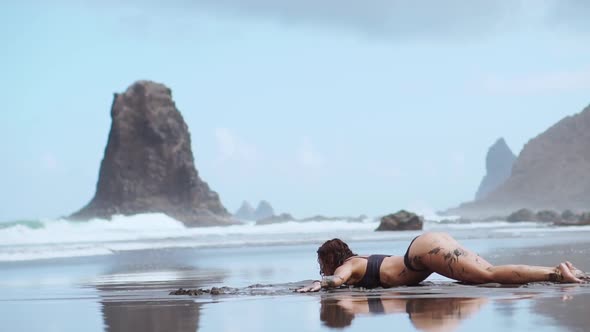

349,254,394,260
347,255,369,261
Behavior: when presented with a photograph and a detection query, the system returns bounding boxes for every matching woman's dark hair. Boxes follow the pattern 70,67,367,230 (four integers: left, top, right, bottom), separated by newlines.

317,238,357,276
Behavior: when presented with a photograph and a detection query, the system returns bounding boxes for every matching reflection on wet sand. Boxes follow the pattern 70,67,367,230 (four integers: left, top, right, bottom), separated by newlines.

94,251,226,332
98,276,205,332
532,292,590,331
320,295,488,331
102,300,200,332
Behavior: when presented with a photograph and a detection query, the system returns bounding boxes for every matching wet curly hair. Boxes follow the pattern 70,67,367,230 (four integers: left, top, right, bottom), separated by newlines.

317,238,357,276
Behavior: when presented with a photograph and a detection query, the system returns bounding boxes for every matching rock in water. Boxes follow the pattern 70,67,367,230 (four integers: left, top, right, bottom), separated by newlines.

70,81,232,226
475,138,516,201
256,213,295,225
535,210,561,223
375,210,423,231
506,208,536,222
254,200,275,220
234,201,256,220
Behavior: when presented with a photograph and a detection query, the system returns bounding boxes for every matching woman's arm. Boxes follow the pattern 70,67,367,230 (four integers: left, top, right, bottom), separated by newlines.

297,264,353,292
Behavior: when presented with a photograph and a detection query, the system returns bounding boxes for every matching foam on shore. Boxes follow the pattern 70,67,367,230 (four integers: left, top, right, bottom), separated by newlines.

1,214,589,262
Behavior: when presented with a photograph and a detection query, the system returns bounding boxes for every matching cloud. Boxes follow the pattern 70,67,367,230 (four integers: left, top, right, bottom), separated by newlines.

475,68,590,96
195,0,517,40
75,0,590,42
545,0,590,29
214,128,259,162
296,137,324,169
198,0,590,39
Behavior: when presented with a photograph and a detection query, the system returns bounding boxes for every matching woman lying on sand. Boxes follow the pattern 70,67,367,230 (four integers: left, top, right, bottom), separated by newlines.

297,232,587,292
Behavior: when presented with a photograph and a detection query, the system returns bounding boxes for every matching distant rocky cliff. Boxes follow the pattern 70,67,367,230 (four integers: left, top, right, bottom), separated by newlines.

70,81,232,226
234,201,256,220
449,104,590,217
234,200,275,220
474,138,516,200
254,201,275,220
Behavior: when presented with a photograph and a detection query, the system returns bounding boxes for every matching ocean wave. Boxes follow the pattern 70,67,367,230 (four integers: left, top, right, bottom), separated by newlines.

0,214,187,246
0,214,388,262
493,225,590,233
0,219,44,230
0,213,584,262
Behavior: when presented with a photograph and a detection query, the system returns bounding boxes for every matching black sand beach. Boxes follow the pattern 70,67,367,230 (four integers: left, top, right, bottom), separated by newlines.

1,224,590,332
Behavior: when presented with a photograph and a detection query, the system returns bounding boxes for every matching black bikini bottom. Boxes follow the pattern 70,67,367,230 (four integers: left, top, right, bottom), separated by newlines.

403,236,428,272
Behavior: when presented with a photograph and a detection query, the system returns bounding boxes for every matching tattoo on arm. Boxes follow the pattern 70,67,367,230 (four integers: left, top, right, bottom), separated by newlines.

321,276,343,288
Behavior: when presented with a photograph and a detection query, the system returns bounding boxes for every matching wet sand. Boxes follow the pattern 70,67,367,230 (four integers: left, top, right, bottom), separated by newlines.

1,232,590,332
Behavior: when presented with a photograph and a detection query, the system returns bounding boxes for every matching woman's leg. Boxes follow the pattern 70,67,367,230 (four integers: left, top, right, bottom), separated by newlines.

406,232,582,284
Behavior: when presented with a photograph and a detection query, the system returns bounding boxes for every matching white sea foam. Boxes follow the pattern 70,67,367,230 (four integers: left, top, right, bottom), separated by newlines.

0,214,587,262
0,245,115,262
493,225,590,233
0,214,187,246
0,214,385,261
426,221,540,230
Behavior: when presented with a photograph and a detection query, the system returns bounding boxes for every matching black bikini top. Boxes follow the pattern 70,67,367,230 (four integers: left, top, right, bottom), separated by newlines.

355,255,390,289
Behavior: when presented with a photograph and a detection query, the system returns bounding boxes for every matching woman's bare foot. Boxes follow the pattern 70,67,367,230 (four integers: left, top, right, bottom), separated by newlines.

565,261,589,280
556,263,583,283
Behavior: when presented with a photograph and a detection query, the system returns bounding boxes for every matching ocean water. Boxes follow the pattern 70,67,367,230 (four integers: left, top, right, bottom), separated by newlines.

1,214,590,332
0,213,581,262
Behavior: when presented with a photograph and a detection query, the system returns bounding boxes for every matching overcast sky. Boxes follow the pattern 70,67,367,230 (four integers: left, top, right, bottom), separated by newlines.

2,1,590,221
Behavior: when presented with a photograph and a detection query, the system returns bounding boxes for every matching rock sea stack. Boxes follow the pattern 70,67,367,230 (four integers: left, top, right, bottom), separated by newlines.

254,200,275,220
234,201,256,220
475,138,516,201
70,81,232,226
234,200,276,221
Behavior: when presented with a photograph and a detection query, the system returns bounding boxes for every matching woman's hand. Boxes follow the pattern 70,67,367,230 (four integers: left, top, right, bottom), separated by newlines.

296,280,321,293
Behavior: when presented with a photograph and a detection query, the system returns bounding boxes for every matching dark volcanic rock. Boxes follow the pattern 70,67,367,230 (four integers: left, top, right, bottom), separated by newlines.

475,138,516,201
555,212,590,226
561,210,578,222
70,81,232,226
170,287,238,296
555,211,590,226
254,200,275,220
448,104,590,218
535,210,561,223
375,210,423,231
506,208,590,225
256,213,295,225
506,208,536,222
577,213,590,225
234,201,256,220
